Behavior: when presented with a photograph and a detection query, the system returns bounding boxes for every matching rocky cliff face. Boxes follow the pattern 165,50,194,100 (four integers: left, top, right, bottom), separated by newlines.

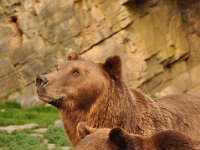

0,0,200,104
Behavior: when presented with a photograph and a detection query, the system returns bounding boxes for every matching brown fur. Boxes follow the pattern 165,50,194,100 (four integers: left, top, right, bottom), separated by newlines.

36,51,200,145
75,122,198,150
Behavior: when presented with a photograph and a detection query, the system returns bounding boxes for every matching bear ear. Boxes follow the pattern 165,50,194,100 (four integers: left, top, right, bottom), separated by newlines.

77,122,96,139
109,127,127,149
66,48,79,60
103,55,122,80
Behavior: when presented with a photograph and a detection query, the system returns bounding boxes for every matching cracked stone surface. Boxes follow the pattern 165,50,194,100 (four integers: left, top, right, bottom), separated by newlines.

0,0,200,102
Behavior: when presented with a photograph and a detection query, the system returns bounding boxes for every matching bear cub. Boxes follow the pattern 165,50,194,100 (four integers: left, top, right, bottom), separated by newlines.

75,122,199,150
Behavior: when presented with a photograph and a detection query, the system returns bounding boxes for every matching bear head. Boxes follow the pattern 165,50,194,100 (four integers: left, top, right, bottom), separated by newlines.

36,49,122,109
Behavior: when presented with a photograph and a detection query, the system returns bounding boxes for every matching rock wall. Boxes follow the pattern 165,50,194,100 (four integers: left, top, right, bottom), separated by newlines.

0,0,200,104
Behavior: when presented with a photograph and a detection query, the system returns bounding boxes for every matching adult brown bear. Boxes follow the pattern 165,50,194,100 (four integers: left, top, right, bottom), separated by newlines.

74,122,199,150
36,50,200,145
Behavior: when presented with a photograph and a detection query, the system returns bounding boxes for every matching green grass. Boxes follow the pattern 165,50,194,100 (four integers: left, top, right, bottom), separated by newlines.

0,101,72,150
0,101,59,127
44,125,72,147
0,101,21,109
0,130,48,150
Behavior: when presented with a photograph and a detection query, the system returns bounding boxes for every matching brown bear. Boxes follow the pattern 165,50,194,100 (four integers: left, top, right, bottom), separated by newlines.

75,122,199,150
36,50,200,146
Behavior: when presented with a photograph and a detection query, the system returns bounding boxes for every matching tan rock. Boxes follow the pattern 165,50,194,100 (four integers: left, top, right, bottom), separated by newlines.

144,56,163,81
1,0,20,7
0,72,20,95
18,11,38,37
155,86,180,97
189,65,200,88
33,128,47,134
171,72,190,93
140,73,163,93
0,58,14,78
171,61,187,78
0,0,200,101
0,123,38,133
187,85,200,98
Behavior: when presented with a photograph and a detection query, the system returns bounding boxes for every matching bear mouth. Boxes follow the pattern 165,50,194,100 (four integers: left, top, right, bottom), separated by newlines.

37,91,63,107
39,95,63,107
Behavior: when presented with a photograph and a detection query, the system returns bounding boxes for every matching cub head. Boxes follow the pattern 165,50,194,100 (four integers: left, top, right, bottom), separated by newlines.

75,122,196,150
75,122,116,150
75,122,143,150
36,49,122,109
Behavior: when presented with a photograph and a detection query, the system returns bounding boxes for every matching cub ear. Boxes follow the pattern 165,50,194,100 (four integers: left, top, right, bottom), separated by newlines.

109,127,127,149
77,122,96,139
103,55,122,80
66,48,79,60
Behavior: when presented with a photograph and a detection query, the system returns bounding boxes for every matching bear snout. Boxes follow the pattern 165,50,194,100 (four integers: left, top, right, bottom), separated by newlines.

36,75,49,88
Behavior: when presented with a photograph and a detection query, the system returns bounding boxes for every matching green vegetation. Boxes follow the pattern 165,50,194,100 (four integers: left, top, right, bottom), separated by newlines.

0,130,48,150
0,101,59,126
150,94,158,99
0,101,72,150
44,125,71,147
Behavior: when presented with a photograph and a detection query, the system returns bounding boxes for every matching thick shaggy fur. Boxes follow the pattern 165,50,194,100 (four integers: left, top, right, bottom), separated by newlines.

75,122,198,150
36,51,200,145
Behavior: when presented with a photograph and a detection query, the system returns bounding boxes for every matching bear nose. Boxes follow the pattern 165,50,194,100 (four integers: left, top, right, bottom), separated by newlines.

36,75,48,87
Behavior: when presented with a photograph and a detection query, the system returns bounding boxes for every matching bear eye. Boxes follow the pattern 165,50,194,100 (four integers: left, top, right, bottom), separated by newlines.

72,69,80,77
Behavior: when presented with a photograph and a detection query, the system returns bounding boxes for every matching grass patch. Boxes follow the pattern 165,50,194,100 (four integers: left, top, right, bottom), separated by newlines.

44,125,72,147
0,101,21,109
0,130,48,150
0,101,72,149
0,101,59,127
